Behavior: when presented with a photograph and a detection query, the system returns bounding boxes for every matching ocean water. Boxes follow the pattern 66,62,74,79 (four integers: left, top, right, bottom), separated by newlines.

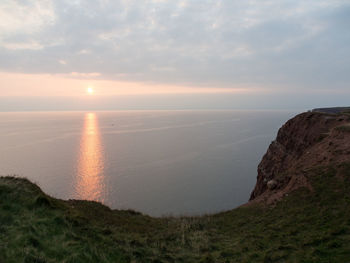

0,110,297,216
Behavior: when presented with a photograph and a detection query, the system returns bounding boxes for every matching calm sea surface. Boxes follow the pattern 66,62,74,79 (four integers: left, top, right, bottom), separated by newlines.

0,110,297,216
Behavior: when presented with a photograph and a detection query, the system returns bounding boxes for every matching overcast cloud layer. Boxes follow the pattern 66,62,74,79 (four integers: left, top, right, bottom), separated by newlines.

0,0,349,94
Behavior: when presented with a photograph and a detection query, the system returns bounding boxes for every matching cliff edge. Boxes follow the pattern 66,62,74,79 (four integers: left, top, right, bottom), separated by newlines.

249,108,350,204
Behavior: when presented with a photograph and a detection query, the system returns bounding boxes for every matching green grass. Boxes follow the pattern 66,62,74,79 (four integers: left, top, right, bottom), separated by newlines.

1,163,350,262
335,124,350,132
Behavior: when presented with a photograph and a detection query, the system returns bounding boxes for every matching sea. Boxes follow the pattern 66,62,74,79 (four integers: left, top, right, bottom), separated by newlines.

0,110,297,216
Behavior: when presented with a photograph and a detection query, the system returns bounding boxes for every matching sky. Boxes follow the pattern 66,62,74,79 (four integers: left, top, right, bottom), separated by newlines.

0,0,349,111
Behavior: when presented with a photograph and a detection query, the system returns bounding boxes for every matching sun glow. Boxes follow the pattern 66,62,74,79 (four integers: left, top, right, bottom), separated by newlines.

0,72,260,97
87,87,94,95
75,113,105,202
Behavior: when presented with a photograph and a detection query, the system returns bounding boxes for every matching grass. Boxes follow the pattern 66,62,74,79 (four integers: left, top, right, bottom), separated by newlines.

1,162,350,262
335,124,350,133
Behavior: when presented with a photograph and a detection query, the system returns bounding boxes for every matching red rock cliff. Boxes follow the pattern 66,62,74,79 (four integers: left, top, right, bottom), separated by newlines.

249,110,350,204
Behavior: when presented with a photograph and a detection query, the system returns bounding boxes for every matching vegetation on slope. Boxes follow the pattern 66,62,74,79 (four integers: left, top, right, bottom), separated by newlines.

1,162,350,262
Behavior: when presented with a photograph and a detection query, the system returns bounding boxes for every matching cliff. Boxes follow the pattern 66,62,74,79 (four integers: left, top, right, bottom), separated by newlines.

312,107,350,114
250,109,350,204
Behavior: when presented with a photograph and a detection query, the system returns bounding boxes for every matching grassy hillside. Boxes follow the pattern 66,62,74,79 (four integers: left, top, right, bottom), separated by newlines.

1,162,350,262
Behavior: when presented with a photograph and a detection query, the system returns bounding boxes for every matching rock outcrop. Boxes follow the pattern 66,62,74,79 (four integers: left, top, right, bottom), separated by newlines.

249,109,350,204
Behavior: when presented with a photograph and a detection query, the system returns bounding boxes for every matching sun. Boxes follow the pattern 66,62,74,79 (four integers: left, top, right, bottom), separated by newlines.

87,87,94,95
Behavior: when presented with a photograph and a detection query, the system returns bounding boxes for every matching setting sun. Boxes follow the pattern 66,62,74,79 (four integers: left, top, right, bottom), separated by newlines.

87,87,94,95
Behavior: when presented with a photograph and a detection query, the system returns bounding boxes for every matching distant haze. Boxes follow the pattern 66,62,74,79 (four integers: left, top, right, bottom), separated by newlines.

0,1,349,110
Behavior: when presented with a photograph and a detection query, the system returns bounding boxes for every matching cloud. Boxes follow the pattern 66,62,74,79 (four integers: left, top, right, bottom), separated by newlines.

0,0,56,50
0,0,55,36
1,40,44,50
0,0,349,93
69,72,101,78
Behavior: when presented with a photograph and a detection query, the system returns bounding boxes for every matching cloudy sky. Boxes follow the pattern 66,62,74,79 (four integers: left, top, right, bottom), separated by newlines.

0,0,349,110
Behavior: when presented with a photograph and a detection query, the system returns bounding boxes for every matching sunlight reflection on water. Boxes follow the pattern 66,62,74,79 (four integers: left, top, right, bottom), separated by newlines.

75,113,106,202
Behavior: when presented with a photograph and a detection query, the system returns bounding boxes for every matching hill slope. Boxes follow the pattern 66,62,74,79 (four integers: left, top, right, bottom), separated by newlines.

1,110,350,262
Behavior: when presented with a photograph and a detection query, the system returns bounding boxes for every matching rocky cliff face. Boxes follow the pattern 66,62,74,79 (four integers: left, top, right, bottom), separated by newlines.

249,110,350,204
